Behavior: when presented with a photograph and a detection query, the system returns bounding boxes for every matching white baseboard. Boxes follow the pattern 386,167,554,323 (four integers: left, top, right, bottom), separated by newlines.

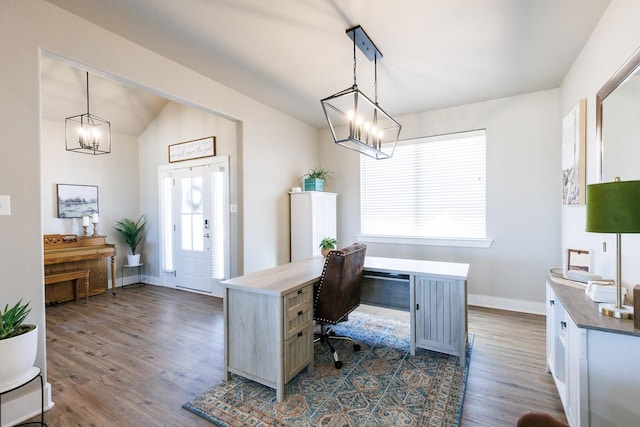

1,381,53,427
468,293,545,315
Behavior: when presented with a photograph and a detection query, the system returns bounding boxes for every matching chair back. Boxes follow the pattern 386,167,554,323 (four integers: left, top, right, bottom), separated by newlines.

314,243,367,324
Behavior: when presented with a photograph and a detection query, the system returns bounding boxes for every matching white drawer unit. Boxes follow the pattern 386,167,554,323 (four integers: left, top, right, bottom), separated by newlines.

546,278,640,426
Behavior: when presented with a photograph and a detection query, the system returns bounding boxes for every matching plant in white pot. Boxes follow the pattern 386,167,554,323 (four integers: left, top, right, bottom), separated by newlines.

113,214,147,266
0,299,38,389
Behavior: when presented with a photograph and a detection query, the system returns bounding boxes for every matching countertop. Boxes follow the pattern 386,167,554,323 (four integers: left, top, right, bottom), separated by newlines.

548,276,639,337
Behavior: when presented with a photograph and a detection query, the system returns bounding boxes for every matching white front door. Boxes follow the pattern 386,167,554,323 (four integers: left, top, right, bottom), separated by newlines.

174,165,212,293
159,157,229,296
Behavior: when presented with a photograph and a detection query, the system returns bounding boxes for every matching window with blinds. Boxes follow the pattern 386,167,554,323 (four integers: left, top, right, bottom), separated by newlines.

360,129,486,240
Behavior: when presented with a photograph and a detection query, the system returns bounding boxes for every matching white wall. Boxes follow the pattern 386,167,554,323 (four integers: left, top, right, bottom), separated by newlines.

41,119,140,270
560,0,640,291
0,1,318,422
322,89,562,313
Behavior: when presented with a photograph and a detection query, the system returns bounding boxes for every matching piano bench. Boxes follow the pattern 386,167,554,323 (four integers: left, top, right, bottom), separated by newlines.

45,270,90,303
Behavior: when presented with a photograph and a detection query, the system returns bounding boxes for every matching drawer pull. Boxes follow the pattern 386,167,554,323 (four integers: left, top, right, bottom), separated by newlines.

560,321,567,329
298,289,303,294
298,332,303,337
549,300,555,306
298,310,304,316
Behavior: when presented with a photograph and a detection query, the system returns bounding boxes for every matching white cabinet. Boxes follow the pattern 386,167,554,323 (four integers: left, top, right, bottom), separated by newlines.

290,191,336,261
546,279,640,427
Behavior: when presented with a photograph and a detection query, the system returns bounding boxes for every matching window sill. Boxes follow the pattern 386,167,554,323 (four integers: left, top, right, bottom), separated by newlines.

356,234,493,248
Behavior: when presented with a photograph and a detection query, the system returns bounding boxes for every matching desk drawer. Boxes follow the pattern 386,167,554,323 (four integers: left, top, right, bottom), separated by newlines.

284,324,313,383
284,285,313,339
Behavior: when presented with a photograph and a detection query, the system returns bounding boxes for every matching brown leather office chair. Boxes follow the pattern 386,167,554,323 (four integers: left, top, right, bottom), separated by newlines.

313,242,367,369
516,412,569,427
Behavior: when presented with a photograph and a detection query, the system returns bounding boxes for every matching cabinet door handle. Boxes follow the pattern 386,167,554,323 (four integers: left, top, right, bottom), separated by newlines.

298,331,303,337
549,300,555,306
298,310,304,316
298,289,304,294
560,321,567,329
416,303,420,310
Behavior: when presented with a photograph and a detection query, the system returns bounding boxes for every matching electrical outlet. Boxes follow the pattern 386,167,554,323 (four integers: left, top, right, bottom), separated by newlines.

0,195,11,215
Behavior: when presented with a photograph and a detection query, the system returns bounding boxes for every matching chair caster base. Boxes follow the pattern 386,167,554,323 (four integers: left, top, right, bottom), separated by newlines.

354,343,361,351
334,360,343,369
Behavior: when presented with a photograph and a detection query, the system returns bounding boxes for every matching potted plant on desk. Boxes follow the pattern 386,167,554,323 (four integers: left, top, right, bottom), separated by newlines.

0,299,38,389
113,214,147,266
319,237,337,257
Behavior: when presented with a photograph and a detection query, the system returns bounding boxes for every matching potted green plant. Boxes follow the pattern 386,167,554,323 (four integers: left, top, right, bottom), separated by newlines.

319,237,337,257
113,214,147,266
0,299,38,389
302,167,333,192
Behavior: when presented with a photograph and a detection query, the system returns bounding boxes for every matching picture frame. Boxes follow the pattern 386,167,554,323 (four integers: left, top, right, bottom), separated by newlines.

567,248,590,272
56,184,99,218
561,99,586,205
168,136,216,163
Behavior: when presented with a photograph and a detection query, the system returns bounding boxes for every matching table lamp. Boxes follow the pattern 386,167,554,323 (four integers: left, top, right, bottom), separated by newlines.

586,177,640,319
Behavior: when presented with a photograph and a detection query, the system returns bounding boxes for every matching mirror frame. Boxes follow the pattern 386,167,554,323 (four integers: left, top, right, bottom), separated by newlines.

596,46,640,182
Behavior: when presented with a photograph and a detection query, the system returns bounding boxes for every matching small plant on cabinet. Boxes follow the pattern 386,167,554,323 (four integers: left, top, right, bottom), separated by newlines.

302,167,333,191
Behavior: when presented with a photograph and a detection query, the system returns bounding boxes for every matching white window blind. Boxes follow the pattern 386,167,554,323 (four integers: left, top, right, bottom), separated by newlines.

360,129,486,239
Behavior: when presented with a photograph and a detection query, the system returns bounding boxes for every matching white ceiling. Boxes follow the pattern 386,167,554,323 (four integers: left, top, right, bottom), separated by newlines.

42,0,611,134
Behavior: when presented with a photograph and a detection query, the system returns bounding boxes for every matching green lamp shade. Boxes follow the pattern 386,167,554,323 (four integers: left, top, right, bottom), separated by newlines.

586,180,640,233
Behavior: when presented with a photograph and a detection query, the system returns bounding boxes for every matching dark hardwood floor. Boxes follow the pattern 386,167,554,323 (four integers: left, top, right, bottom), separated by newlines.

35,285,566,426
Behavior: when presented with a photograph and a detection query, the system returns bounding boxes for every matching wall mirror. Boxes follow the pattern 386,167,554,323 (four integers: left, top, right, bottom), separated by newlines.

597,47,640,183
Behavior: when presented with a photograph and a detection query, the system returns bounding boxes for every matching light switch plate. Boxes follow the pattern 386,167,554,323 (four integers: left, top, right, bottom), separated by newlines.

0,195,10,215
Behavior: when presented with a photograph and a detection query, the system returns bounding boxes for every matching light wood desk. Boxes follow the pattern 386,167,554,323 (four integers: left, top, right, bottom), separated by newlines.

221,255,469,402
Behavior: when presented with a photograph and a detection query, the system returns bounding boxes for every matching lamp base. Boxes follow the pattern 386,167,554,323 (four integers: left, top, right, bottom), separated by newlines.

599,302,634,319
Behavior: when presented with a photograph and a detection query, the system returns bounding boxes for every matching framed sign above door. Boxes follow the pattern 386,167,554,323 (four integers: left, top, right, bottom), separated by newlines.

169,136,216,163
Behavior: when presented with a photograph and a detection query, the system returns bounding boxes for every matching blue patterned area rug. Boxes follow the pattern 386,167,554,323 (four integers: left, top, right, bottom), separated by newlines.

183,311,473,427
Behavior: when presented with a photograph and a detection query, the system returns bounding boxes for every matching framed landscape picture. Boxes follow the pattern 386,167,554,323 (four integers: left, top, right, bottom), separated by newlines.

57,184,99,218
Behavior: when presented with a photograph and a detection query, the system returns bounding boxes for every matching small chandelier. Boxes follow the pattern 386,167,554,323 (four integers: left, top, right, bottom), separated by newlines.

321,25,401,160
65,72,111,155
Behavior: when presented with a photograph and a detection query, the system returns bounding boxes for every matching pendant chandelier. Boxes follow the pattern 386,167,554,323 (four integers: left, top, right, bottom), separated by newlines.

321,25,401,160
65,72,111,155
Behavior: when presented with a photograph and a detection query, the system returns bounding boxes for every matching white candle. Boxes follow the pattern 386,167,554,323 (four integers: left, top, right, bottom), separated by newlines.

91,213,99,224
82,216,89,227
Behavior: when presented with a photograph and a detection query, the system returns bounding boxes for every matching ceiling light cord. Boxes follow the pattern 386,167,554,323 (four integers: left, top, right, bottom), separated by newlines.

85,72,90,115
374,55,378,105
352,36,357,88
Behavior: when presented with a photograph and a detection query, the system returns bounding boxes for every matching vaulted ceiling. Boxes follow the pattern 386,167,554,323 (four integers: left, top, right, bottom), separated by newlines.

42,0,611,135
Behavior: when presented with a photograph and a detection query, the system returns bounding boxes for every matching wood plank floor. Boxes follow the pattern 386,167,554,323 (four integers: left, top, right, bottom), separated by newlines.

35,285,566,426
